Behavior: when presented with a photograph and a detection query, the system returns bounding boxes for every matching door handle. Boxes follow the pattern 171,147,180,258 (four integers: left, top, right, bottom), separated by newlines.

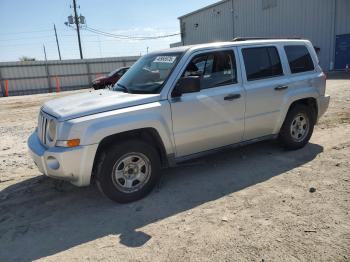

274,85,288,91
224,93,241,101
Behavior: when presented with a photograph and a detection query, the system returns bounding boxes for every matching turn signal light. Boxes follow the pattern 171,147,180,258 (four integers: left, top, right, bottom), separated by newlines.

66,139,80,147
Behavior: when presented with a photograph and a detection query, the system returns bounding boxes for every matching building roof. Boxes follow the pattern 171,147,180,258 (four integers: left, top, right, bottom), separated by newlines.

178,0,229,20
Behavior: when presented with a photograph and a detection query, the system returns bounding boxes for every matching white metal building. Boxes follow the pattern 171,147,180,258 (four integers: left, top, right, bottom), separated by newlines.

176,0,350,71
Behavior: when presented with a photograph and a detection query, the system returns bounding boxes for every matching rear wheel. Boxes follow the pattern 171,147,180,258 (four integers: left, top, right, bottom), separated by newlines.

279,104,315,150
96,140,161,203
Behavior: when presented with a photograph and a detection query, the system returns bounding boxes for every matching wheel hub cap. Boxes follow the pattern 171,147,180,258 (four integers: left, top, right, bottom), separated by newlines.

112,153,151,193
290,113,309,142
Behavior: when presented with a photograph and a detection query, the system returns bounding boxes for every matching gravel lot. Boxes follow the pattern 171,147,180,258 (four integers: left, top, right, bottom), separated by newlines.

0,77,349,262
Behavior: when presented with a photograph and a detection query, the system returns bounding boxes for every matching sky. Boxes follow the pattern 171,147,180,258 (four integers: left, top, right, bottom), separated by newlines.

0,0,217,62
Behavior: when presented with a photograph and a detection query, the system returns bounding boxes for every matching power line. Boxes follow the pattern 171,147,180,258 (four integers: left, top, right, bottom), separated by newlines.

0,35,60,41
0,28,180,42
0,29,52,35
0,42,57,47
84,26,180,40
85,26,180,40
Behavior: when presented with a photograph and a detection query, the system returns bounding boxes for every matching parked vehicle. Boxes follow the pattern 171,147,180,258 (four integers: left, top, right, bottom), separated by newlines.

92,67,129,90
28,39,330,203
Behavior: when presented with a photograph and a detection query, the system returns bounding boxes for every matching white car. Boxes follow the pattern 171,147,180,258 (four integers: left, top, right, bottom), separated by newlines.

28,38,330,203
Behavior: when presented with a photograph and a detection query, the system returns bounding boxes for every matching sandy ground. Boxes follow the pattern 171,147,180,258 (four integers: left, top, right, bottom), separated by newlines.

0,78,349,262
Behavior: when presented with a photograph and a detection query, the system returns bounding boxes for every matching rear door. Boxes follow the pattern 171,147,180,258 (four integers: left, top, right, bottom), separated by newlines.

238,45,288,140
170,48,245,157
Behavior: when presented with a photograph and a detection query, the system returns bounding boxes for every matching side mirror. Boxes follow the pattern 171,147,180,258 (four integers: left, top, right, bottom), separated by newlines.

172,76,200,97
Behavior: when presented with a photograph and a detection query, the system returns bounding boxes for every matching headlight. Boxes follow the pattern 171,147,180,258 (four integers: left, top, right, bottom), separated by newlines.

47,119,57,142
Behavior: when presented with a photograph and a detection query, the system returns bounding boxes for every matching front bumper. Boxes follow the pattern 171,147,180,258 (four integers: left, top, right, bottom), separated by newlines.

317,94,330,121
27,132,98,187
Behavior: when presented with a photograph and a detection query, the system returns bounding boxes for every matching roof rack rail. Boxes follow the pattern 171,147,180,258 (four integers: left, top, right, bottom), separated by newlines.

232,37,303,41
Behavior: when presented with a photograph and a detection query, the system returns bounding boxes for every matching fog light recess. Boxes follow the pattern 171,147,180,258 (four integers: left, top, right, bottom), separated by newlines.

47,156,60,170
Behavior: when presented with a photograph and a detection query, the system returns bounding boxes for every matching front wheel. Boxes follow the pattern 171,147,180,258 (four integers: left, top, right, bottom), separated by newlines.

279,104,315,150
96,140,161,203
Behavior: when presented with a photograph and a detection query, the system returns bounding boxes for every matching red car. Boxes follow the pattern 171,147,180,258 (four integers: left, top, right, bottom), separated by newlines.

92,67,129,90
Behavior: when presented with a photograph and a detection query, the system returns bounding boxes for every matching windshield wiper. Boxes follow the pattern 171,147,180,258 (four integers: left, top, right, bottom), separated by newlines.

116,83,129,93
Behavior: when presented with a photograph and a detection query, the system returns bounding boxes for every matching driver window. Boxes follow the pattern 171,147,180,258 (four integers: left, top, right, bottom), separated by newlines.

183,56,206,77
182,50,237,89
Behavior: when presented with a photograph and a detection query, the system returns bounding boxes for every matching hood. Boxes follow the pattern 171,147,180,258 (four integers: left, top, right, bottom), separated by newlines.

42,89,161,121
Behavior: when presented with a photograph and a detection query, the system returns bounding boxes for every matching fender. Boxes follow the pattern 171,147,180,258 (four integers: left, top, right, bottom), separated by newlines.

65,101,176,156
272,86,319,134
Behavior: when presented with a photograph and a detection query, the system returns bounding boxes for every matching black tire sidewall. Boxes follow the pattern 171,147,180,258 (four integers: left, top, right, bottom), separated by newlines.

279,104,315,150
96,140,161,203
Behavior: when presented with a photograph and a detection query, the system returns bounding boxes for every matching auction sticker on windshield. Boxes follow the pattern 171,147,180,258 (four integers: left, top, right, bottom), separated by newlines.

153,56,177,63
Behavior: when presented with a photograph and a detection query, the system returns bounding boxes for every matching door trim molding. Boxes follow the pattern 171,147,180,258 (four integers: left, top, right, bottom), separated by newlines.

167,134,277,166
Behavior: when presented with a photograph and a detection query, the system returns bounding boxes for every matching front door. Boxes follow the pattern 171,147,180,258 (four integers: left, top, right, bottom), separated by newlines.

170,49,245,157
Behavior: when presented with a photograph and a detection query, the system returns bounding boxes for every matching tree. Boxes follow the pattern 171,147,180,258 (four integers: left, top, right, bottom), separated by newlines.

19,56,36,61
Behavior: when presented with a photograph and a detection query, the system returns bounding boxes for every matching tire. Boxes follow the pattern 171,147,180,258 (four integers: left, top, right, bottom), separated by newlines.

95,140,161,203
279,104,315,150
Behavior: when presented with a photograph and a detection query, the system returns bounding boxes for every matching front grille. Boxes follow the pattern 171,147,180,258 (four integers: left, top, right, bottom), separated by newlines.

38,111,48,145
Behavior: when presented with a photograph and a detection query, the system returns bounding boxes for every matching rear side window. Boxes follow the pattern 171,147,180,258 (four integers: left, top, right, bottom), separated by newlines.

242,47,283,81
284,45,314,73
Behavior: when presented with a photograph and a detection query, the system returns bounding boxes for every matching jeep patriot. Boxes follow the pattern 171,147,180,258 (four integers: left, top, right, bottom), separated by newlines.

28,39,330,202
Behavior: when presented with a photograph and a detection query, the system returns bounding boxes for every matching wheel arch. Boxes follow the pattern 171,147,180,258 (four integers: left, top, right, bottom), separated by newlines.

92,128,169,180
274,97,318,134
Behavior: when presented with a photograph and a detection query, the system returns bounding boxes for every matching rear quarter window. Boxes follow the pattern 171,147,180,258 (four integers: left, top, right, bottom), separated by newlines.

242,46,283,81
284,45,315,74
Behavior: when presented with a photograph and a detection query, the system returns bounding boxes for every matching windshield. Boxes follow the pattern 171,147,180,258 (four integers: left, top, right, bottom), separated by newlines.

113,52,182,94
108,68,120,77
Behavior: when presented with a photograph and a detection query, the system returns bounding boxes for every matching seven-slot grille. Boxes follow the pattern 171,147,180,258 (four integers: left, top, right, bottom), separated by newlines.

38,111,48,145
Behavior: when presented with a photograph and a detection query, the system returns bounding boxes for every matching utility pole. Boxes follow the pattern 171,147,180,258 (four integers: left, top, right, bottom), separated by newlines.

43,44,47,61
73,0,83,59
54,24,62,60
43,44,52,92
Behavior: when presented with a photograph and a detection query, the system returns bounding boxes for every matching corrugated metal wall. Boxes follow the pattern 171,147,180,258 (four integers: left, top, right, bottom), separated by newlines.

170,42,183,48
180,0,233,45
179,0,350,71
335,0,350,35
0,56,138,97
233,0,334,70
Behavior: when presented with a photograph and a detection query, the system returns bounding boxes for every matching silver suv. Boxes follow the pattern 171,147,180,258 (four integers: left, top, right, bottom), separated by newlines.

28,39,330,203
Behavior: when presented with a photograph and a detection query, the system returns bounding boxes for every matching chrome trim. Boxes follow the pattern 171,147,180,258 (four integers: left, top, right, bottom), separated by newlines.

37,111,56,147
